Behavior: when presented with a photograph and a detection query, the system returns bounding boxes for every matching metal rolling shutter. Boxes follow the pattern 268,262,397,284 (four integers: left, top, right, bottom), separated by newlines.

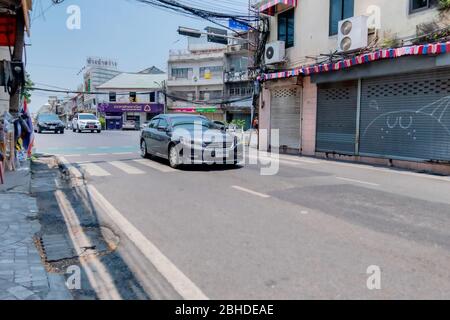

360,69,450,161
316,81,358,154
270,87,301,151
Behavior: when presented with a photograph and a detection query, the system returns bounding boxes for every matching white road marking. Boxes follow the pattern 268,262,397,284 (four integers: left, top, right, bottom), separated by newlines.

109,161,145,175
277,154,321,164
55,190,122,300
88,153,108,156
79,163,111,177
63,154,81,157
336,177,380,187
86,185,209,300
231,185,271,198
58,156,83,179
247,155,313,167
133,159,177,173
112,152,134,155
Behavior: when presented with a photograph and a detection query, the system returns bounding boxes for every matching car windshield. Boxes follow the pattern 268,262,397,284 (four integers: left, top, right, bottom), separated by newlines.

38,114,59,121
171,117,213,129
79,114,97,120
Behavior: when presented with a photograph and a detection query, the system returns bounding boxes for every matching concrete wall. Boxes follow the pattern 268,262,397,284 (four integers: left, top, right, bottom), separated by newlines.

259,84,271,151
267,0,446,69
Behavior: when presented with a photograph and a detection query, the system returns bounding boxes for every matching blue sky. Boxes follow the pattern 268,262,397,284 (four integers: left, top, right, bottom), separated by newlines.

27,0,227,112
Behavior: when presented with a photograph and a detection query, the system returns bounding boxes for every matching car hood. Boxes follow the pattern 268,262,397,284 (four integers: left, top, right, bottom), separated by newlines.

173,128,235,143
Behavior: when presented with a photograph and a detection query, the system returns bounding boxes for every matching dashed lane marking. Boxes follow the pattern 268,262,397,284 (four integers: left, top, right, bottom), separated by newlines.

335,177,380,187
231,185,271,198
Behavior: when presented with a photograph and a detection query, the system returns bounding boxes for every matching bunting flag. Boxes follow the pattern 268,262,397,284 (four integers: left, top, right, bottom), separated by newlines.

258,40,450,81
259,0,297,15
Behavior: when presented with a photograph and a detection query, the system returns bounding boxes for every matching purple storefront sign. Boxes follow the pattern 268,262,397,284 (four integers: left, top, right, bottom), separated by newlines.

98,103,164,113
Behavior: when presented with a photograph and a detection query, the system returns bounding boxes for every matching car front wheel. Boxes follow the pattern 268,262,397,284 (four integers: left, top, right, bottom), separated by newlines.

140,140,149,158
168,144,180,169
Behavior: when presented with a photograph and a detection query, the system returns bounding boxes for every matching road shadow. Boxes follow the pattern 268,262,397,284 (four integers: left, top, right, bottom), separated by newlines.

147,156,244,172
31,156,152,300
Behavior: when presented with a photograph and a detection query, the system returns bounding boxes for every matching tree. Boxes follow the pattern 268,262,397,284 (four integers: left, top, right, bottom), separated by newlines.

22,72,34,104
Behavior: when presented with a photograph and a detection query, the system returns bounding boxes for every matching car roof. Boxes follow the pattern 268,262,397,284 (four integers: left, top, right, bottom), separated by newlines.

38,113,58,116
159,114,209,119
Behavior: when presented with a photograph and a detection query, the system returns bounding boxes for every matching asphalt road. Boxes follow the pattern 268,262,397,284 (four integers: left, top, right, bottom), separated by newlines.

35,130,450,299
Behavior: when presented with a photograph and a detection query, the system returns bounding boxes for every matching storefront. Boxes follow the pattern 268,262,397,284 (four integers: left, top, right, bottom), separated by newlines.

316,80,358,155
98,103,164,130
259,41,450,174
359,68,450,162
259,77,302,154
171,106,225,122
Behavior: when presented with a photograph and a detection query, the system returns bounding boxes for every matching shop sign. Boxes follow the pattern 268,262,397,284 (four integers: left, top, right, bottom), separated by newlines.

174,107,217,113
98,103,164,113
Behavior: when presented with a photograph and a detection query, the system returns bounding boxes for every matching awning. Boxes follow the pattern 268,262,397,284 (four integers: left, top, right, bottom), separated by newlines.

258,0,297,16
259,41,450,81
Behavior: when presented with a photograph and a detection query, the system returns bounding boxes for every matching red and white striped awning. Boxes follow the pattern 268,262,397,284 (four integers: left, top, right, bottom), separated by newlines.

258,0,297,16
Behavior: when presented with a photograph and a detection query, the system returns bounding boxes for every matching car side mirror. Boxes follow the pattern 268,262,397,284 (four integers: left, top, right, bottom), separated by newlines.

157,126,167,132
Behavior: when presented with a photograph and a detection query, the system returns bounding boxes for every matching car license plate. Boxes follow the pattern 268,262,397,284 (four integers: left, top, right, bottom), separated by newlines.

89,125,94,129
49,126,55,130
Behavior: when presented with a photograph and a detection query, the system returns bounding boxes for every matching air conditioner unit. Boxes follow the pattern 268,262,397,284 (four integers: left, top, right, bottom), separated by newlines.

265,41,285,65
338,15,369,52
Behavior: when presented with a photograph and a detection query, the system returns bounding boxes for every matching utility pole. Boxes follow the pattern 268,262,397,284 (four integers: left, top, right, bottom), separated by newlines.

9,7,25,116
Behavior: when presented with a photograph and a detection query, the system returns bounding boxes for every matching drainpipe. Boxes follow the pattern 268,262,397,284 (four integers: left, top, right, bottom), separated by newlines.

355,79,362,156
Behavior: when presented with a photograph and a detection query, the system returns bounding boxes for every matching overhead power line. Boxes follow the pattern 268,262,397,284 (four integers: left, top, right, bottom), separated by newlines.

27,86,253,105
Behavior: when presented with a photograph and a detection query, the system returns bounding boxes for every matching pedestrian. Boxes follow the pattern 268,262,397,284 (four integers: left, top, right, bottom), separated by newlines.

252,116,259,135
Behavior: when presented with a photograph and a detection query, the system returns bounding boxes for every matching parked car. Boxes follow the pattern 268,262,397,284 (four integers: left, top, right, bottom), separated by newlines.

140,121,150,130
140,114,242,169
212,120,227,131
122,120,137,131
35,113,65,134
72,113,102,133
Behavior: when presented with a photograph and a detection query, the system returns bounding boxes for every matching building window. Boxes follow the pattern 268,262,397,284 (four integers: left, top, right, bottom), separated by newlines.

109,92,116,102
149,92,156,103
171,68,192,79
410,0,437,13
229,56,249,72
228,83,253,97
277,8,295,48
200,90,222,101
129,92,137,103
200,66,223,79
329,0,354,36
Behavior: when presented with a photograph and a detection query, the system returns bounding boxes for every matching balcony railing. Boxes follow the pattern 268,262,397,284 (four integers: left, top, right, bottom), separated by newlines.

224,70,250,83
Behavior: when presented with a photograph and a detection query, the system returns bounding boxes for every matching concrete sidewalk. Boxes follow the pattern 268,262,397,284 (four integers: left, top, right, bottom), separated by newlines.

0,160,72,300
